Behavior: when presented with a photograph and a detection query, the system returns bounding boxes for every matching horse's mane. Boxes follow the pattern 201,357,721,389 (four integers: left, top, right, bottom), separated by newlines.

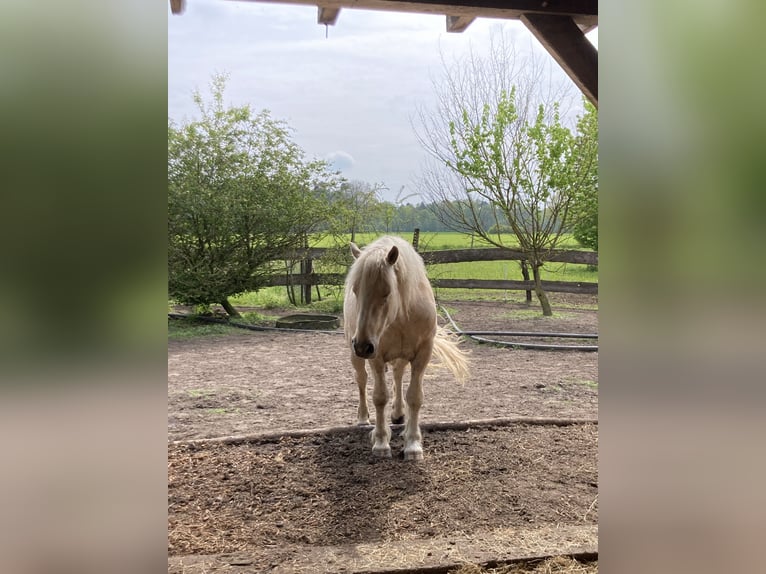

347,236,428,316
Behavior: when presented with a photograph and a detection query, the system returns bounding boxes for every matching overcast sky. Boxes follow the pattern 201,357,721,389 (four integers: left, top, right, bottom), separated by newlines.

168,0,597,202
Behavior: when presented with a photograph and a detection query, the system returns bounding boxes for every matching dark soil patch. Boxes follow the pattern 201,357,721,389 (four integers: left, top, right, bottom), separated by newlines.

169,423,597,572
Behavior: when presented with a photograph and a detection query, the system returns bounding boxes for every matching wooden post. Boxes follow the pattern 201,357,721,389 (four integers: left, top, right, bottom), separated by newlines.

301,257,313,305
169,0,185,15
412,228,420,251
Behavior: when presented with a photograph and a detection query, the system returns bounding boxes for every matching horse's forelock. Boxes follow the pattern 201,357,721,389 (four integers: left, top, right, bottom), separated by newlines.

391,239,424,314
348,237,428,316
347,244,386,295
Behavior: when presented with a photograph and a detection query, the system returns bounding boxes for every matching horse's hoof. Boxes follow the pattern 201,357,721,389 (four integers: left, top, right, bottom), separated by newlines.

372,445,392,458
403,440,423,460
403,448,424,461
391,415,405,425
357,420,370,426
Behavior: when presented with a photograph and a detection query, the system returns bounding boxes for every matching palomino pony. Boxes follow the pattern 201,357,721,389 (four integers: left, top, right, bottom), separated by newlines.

343,235,469,460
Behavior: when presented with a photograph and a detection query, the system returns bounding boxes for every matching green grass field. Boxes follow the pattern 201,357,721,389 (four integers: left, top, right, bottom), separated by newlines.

314,231,590,251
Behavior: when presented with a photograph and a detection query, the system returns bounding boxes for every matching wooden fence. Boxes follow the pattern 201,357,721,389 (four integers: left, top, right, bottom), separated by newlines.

267,246,598,302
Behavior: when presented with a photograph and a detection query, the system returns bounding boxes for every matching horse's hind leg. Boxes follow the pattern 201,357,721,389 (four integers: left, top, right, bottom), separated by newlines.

370,361,392,457
351,354,369,425
391,359,407,425
403,349,430,461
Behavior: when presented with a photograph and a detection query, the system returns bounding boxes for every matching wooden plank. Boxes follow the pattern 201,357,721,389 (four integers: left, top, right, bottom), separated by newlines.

234,1,597,29
446,15,475,33
266,274,597,294
370,0,597,16
171,415,598,445
520,13,598,107
419,247,598,266
317,6,341,25
265,273,346,286
290,247,597,266
432,278,598,294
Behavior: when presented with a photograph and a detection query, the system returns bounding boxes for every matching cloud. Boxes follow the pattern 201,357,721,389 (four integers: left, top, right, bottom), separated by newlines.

325,150,355,172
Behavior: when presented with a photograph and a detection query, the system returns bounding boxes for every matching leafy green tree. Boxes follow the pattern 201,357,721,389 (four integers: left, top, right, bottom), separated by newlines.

168,75,339,316
379,201,396,233
330,180,385,242
571,102,598,253
414,31,597,315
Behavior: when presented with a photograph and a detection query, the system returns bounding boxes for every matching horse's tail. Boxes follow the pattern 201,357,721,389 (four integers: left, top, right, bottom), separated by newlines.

432,326,470,384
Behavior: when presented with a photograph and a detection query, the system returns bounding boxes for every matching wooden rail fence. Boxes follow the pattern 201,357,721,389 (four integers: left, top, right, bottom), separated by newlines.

269,247,598,297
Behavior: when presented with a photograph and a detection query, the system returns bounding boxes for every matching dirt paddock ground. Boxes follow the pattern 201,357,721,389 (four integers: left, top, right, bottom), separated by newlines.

168,296,598,573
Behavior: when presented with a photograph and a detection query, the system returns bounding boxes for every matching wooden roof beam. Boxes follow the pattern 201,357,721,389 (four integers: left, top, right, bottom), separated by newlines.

520,13,598,107
318,6,341,25
446,15,475,33
230,1,597,30
169,0,185,15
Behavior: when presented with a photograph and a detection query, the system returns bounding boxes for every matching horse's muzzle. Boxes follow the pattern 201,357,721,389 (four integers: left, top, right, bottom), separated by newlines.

352,338,375,359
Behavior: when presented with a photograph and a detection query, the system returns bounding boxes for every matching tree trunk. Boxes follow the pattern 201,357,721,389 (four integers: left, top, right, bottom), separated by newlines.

285,260,297,305
520,259,532,304
531,264,553,316
287,275,296,306
220,298,241,318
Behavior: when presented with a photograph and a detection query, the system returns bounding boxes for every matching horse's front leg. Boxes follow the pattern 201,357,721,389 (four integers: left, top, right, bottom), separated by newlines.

351,354,369,425
403,347,432,461
391,359,407,425
370,360,392,457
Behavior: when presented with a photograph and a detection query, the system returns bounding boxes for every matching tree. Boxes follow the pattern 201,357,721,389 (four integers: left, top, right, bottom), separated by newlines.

168,75,340,316
414,31,597,315
330,180,386,242
570,102,599,253
280,178,344,306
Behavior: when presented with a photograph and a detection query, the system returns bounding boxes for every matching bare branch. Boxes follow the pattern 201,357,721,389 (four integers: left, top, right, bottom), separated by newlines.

411,28,596,316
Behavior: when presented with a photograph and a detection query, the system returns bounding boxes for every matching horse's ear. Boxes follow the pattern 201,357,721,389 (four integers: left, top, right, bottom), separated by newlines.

386,245,399,266
350,242,361,259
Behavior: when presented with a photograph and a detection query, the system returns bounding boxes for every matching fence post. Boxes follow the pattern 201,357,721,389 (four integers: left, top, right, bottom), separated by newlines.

412,228,420,251
301,257,312,304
